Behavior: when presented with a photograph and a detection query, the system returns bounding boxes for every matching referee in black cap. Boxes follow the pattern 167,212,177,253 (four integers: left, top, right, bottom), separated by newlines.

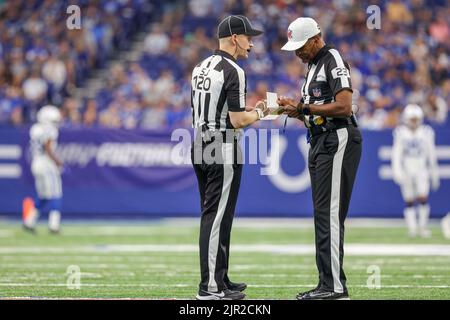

278,17,362,300
191,15,268,300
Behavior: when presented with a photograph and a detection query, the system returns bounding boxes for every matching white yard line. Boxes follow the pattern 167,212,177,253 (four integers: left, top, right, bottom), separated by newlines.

0,230,14,237
2,256,450,265
162,217,442,228
249,284,450,289
1,244,450,256
3,263,450,272
1,218,439,232
60,227,195,236
0,283,191,287
0,283,449,289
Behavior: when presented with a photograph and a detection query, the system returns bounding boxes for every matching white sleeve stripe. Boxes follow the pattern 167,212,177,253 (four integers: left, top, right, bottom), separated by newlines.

224,57,246,109
238,67,245,109
329,49,349,88
303,63,318,105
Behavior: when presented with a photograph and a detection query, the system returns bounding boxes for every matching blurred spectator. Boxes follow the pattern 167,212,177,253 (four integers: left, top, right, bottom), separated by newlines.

152,70,175,104
10,107,24,126
42,52,67,104
42,53,67,90
99,103,121,129
0,86,25,126
120,98,141,130
26,38,48,65
140,100,168,129
188,0,213,18
0,0,448,131
442,79,450,104
22,68,48,120
387,0,413,25
9,49,28,87
83,99,98,127
429,13,449,44
423,92,448,125
0,0,153,126
145,24,170,56
61,98,82,127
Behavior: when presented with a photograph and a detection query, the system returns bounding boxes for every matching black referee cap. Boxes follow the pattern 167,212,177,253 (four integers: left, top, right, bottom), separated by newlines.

217,15,263,39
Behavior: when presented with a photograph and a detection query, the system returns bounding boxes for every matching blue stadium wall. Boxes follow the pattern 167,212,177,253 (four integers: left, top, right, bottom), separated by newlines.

0,126,449,219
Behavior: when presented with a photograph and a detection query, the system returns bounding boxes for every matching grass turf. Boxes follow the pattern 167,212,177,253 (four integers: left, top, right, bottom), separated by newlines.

0,220,449,300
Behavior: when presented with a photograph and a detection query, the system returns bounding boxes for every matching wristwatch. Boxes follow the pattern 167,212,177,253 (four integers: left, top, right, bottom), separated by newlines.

297,103,311,116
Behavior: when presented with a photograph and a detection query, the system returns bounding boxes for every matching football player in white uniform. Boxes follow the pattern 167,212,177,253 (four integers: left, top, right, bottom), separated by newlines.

23,105,64,234
442,212,450,240
392,104,440,237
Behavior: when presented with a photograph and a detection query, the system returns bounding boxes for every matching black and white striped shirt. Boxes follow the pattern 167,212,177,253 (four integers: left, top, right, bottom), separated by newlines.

191,50,246,132
300,45,353,128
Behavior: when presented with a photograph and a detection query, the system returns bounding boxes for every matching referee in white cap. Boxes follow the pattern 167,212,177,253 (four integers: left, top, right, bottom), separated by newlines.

278,17,362,300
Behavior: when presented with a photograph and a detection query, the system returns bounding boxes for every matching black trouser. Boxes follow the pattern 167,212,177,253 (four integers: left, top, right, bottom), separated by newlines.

308,125,362,293
191,138,242,292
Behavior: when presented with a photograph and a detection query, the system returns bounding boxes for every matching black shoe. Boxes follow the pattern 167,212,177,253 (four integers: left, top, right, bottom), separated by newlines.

225,281,247,292
196,289,245,300
296,285,320,300
297,288,350,300
49,228,60,235
23,225,37,235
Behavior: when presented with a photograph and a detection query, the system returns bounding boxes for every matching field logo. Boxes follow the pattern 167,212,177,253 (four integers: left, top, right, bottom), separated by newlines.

264,134,311,192
366,265,381,289
66,265,81,289
66,5,81,30
366,5,381,30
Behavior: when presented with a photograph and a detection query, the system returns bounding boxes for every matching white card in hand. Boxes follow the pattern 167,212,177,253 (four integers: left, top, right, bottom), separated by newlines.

261,92,284,120
267,92,278,108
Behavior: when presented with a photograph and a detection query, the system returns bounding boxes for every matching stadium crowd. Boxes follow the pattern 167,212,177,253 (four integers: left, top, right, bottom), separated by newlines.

0,0,448,130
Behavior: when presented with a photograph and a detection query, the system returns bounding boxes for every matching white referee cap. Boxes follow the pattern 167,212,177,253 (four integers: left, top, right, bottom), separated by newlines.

281,17,321,51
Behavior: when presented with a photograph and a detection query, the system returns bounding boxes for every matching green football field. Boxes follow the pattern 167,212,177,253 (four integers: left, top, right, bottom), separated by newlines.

0,218,449,300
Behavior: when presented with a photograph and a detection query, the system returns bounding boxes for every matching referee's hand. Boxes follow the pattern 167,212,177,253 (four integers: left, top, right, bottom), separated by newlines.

255,100,269,118
283,105,300,118
278,96,300,118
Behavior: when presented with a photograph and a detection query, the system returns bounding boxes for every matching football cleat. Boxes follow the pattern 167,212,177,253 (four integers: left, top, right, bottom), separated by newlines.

297,288,350,300
22,224,37,235
296,286,320,300
49,228,60,235
419,228,431,238
225,281,247,292
196,289,245,300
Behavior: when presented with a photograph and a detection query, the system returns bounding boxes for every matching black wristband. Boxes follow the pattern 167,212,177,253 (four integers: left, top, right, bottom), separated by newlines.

302,104,311,115
296,103,304,115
